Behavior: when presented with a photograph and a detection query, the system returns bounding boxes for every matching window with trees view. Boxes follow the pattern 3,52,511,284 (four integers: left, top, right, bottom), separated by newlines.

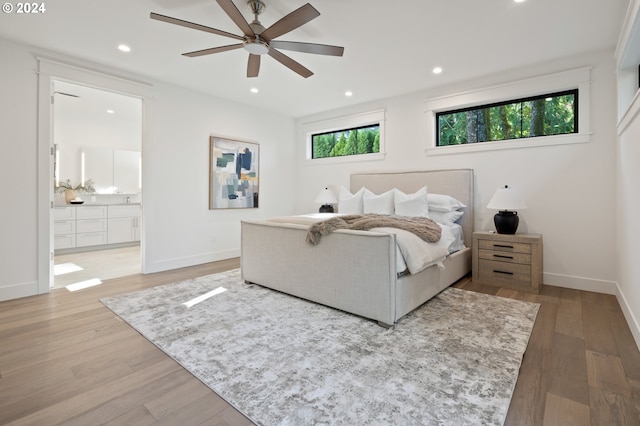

436,90,578,146
311,124,380,159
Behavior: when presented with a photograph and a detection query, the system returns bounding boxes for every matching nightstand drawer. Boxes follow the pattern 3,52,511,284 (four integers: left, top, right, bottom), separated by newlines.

478,249,531,265
478,259,531,287
478,239,531,254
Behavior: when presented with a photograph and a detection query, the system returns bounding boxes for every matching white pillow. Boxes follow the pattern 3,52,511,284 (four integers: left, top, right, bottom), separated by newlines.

394,187,428,217
428,193,466,212
363,189,395,215
429,210,464,225
338,186,364,214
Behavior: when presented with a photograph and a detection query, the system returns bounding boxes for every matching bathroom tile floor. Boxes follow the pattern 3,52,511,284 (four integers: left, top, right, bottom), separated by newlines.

53,245,141,289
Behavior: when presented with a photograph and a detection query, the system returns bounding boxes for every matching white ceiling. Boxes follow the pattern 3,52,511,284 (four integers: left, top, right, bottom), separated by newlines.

0,0,629,118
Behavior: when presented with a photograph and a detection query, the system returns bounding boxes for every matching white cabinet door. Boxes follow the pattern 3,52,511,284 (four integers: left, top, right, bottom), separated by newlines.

76,232,108,247
77,205,107,219
53,207,76,220
108,217,135,244
54,234,76,250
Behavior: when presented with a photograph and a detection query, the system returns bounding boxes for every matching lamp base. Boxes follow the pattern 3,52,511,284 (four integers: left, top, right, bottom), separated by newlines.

319,204,334,213
494,211,519,234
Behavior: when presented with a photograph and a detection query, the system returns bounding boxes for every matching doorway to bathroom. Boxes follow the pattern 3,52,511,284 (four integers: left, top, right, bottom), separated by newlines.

51,81,142,290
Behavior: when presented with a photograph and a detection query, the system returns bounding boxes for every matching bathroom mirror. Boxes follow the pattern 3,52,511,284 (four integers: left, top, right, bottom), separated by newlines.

82,147,140,194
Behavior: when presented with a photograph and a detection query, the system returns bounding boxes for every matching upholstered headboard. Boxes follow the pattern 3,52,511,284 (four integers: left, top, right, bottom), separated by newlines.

350,169,475,248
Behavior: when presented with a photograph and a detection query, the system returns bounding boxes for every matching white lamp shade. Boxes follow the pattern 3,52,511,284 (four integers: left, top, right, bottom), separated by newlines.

487,185,527,211
314,187,337,204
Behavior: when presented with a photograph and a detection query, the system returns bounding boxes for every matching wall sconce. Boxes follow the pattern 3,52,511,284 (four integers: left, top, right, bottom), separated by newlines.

487,185,527,234
314,187,337,213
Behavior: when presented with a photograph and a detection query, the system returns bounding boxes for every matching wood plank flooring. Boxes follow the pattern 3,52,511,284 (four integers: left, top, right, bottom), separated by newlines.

1,259,639,425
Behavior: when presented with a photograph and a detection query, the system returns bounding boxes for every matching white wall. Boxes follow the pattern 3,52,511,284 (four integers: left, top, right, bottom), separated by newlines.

617,116,640,347
0,37,296,300
143,83,295,273
294,49,619,294
0,38,40,299
615,0,640,347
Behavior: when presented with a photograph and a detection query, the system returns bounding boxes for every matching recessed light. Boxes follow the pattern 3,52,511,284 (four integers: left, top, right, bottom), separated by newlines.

432,67,443,74
514,0,525,3
106,109,115,114
250,88,259,93
118,44,131,52
345,91,353,97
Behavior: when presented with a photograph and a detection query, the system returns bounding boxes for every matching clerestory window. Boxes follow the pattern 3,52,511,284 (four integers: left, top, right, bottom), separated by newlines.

311,124,381,159
436,90,578,146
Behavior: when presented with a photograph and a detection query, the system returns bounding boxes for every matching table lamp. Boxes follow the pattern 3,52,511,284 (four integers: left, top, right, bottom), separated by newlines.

314,187,337,213
487,185,527,234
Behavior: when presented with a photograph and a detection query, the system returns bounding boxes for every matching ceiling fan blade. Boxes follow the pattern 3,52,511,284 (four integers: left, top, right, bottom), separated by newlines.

150,12,244,41
247,54,260,78
268,48,313,78
269,40,344,57
260,3,320,41
183,44,243,57
215,0,255,38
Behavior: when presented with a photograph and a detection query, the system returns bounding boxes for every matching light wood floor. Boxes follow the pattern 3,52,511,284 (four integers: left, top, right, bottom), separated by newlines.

1,260,639,425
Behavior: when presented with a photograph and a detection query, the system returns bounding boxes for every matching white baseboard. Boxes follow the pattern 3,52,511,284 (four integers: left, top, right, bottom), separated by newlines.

543,272,617,294
143,249,240,274
615,283,640,351
0,280,39,302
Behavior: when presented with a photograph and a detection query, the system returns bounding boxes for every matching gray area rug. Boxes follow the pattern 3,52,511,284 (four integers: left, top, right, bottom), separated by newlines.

101,269,539,425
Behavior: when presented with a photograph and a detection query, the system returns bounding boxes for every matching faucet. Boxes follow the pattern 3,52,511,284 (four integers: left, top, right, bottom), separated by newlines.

126,196,131,204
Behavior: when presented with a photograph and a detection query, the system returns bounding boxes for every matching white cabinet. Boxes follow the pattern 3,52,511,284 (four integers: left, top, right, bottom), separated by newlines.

54,204,140,251
108,205,141,244
53,207,76,250
75,205,107,248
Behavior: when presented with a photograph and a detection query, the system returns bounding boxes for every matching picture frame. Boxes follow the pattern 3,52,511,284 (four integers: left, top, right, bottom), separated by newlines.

209,136,259,209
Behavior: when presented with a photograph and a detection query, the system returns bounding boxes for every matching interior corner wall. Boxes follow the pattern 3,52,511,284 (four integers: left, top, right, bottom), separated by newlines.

0,36,296,301
294,48,619,295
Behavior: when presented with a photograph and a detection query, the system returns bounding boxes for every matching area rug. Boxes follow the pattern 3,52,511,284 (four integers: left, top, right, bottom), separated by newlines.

101,269,539,425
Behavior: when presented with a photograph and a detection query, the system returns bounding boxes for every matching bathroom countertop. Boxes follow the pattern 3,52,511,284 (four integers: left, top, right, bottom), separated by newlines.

54,203,141,207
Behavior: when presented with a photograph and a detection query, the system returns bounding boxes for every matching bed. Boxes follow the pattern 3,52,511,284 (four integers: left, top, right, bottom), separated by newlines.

240,169,474,326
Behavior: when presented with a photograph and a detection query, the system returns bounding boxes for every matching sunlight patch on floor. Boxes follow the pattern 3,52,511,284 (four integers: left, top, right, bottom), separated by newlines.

54,263,84,276
182,287,227,308
66,278,103,292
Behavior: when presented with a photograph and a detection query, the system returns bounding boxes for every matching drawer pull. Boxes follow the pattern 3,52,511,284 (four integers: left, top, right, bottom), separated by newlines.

493,270,514,275
493,244,514,249
493,254,514,259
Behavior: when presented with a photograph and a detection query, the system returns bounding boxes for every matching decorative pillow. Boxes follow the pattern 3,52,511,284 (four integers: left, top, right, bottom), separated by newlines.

429,210,464,225
338,186,364,214
363,189,395,215
428,193,466,212
394,187,428,217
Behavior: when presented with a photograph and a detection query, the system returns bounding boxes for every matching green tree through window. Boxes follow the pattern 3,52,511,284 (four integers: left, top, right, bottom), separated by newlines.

312,125,380,159
436,90,577,146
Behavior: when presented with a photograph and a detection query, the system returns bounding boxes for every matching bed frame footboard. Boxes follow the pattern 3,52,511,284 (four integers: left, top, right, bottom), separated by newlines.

241,220,398,325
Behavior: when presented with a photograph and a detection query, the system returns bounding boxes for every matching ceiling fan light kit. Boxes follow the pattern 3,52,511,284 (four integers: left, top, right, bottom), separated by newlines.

243,38,269,55
150,0,344,78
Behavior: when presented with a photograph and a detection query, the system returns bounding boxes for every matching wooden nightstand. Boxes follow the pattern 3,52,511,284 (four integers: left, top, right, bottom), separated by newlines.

472,231,543,294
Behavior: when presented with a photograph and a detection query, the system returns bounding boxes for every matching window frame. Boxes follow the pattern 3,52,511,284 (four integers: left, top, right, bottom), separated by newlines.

424,67,591,155
303,109,386,164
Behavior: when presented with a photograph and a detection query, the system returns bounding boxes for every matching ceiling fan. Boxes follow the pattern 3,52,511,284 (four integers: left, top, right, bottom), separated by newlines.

150,0,344,78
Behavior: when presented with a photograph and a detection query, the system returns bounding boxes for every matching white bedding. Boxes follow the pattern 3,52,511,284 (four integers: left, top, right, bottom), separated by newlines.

267,214,463,275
